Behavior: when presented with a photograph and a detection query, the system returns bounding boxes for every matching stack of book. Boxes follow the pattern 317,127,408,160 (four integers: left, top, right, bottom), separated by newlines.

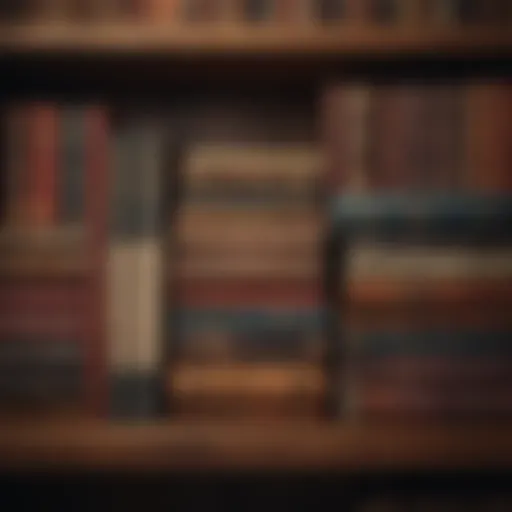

171,144,327,417
2,1,511,26
323,81,512,420
0,101,100,415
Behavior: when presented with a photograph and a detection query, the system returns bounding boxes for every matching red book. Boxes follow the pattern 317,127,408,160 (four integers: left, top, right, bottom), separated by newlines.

25,103,59,228
179,278,322,309
84,105,109,417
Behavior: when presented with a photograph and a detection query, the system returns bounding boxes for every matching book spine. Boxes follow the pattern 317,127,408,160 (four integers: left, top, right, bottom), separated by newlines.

84,105,109,416
331,194,512,239
349,330,512,359
107,113,164,419
26,103,59,228
322,85,371,191
465,82,512,191
2,104,26,227
345,278,512,305
345,244,512,280
243,0,274,21
60,106,85,225
145,0,180,21
180,278,322,308
169,363,325,417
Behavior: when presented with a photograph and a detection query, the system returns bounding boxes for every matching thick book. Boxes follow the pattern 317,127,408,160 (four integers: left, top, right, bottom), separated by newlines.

60,106,86,225
369,85,429,189
26,103,59,228
0,339,83,412
144,0,180,21
348,330,512,359
107,112,165,419
180,278,322,309
466,82,512,191
169,362,325,417
345,243,512,280
322,84,371,191
345,302,512,330
345,278,512,305
331,194,512,240
176,309,324,362
183,145,322,197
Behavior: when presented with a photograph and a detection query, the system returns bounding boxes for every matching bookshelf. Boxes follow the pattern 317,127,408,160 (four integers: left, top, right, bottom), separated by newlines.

1,421,512,472
0,24,511,58
1,4,512,481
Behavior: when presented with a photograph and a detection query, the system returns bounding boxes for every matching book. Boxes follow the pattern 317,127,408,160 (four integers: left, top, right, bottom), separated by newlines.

466,82,512,191
322,84,371,190
107,112,165,419
349,330,512,359
345,244,512,280
183,145,323,197
145,0,180,21
25,103,59,228
169,362,326,417
180,278,322,308
60,106,85,224
368,85,429,189
243,0,274,21
331,194,512,241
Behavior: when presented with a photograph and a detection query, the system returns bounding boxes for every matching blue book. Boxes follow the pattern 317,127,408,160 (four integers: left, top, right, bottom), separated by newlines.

177,309,325,333
331,194,512,241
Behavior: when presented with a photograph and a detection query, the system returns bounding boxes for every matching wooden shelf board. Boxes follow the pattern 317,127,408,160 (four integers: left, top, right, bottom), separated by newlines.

1,421,512,472
1,24,511,57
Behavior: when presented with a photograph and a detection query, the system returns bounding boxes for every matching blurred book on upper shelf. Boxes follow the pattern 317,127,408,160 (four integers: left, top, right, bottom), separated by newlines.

0,102,92,278
1,0,511,26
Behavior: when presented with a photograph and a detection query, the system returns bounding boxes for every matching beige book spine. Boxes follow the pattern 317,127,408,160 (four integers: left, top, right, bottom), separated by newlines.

346,244,512,280
170,363,325,395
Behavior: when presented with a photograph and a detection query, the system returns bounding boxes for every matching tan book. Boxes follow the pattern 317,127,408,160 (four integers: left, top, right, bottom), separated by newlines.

170,362,325,395
180,255,320,280
184,144,323,190
144,0,180,22
346,243,512,281
177,206,323,241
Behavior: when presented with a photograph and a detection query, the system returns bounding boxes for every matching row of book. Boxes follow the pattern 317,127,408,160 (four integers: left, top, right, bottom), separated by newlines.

323,78,512,420
0,78,511,419
1,0,511,25
323,81,512,193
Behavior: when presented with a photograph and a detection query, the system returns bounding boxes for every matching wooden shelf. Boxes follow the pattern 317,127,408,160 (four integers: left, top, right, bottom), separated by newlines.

1,421,512,472
0,24,511,58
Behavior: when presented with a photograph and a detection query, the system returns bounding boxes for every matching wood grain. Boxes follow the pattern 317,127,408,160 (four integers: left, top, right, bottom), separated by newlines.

0,24,511,57
1,421,512,472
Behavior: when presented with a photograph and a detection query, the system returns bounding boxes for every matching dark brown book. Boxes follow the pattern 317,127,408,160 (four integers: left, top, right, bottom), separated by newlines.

465,82,512,191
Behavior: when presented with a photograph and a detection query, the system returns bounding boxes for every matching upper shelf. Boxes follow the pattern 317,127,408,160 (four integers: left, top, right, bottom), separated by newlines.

1,24,512,58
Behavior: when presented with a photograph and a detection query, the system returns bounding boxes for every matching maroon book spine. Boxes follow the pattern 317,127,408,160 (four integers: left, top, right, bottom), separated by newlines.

84,106,109,417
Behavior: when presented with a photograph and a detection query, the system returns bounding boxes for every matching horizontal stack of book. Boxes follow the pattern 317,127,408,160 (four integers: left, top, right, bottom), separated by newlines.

1,0,511,26
0,101,101,416
323,81,512,420
171,144,327,417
